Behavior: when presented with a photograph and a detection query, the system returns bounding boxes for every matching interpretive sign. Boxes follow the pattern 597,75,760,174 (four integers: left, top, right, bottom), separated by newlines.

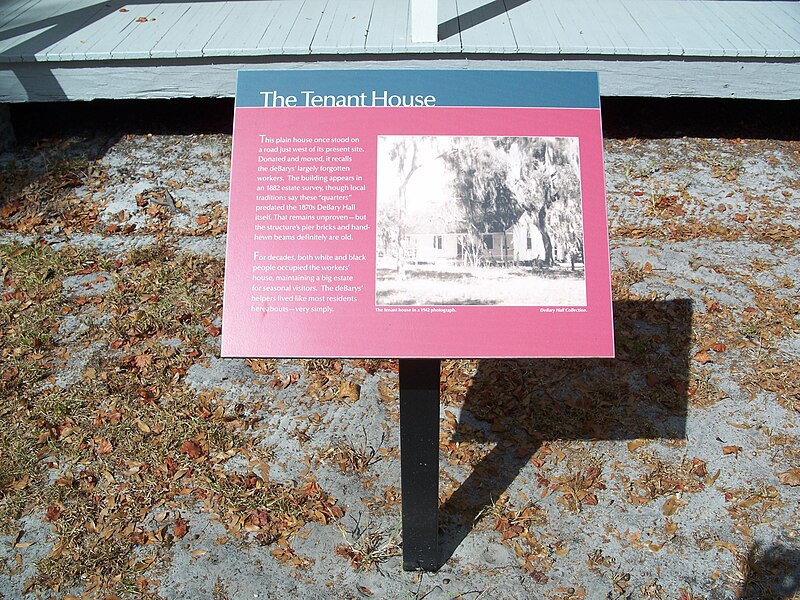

221,70,613,358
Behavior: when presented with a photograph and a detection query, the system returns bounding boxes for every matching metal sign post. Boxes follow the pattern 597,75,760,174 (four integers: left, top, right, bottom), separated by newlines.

399,358,441,571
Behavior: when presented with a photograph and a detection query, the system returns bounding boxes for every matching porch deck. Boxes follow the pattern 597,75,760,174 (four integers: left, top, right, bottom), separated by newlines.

1,0,799,102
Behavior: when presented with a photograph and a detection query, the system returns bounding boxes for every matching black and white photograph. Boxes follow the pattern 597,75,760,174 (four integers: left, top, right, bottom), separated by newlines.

376,135,586,306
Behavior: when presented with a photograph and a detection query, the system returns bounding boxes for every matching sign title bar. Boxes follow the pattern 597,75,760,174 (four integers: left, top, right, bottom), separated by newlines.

235,70,601,109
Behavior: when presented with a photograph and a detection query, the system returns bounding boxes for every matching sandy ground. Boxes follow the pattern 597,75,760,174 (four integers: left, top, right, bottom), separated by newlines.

0,103,798,600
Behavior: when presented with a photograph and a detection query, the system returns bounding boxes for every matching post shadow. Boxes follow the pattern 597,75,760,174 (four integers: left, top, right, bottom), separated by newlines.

739,543,800,599
437,298,693,566
438,0,532,41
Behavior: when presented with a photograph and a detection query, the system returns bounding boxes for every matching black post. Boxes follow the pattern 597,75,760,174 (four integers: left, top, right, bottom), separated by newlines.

399,358,440,571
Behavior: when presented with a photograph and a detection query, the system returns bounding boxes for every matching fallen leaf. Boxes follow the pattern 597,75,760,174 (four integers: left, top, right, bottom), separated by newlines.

131,530,148,545
711,342,727,353
134,353,153,369
338,380,361,402
706,469,721,486
2,366,19,383
10,475,29,490
722,445,742,457
777,468,800,486
662,494,685,516
172,518,188,539
691,458,707,478
712,540,738,554
665,519,678,538
693,350,712,365
627,439,647,452
180,439,205,459
96,437,113,455
512,540,525,558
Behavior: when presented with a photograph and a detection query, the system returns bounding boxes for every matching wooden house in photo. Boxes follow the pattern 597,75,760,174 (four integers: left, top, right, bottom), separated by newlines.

505,212,546,264
405,232,463,264
404,209,556,266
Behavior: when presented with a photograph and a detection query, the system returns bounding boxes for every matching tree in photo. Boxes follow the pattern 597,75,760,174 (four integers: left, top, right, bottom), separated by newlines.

504,137,582,267
384,137,423,279
441,138,522,266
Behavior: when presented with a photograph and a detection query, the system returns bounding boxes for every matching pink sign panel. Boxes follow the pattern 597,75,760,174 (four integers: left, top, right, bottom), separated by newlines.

222,70,614,358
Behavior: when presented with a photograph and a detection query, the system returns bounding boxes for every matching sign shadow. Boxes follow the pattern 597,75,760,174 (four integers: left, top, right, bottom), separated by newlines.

0,0,260,102
438,298,692,566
